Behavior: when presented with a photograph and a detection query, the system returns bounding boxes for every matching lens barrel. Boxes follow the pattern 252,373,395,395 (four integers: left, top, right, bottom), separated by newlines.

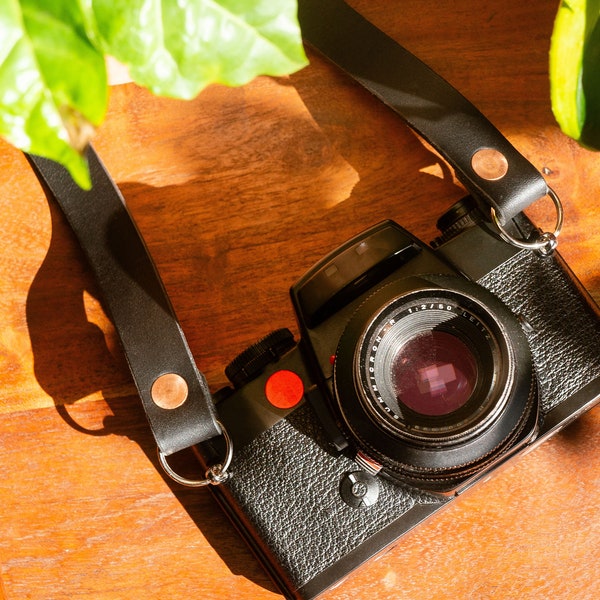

334,275,537,492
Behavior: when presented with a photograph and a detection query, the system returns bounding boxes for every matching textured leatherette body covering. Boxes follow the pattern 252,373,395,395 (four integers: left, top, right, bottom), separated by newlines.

478,250,600,413
224,404,441,590
221,248,600,596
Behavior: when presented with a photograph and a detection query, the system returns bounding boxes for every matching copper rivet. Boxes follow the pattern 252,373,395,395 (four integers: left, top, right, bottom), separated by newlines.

471,148,509,181
151,373,188,410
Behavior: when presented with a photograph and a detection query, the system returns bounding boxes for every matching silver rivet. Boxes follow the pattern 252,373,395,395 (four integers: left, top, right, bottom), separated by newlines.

151,373,188,410
471,148,509,181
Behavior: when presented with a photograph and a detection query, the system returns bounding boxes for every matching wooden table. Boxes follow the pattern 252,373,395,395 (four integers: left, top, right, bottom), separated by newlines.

1,1,598,599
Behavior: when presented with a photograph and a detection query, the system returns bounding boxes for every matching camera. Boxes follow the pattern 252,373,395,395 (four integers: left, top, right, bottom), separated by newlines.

26,4,599,597
202,197,600,599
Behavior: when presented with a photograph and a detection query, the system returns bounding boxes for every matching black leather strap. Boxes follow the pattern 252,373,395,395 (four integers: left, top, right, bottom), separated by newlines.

27,148,222,455
297,0,549,224
26,3,548,459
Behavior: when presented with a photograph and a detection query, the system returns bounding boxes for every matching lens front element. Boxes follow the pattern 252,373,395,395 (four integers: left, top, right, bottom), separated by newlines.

392,330,476,416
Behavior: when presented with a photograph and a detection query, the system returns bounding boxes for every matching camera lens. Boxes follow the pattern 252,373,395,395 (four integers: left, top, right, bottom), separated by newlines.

390,330,477,417
359,294,500,441
333,276,538,492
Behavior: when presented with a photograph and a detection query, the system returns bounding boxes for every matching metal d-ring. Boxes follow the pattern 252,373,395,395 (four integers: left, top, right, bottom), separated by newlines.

158,421,233,487
490,187,564,255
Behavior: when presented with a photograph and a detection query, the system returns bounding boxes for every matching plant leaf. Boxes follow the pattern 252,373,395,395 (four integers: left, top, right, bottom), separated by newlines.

88,0,308,99
550,0,600,148
0,0,306,187
0,0,108,188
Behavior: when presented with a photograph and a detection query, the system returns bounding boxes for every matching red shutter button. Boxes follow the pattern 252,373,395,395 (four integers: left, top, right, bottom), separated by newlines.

265,370,304,409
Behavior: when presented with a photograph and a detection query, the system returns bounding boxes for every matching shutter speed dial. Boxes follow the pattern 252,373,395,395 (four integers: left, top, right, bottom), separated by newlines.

225,328,296,388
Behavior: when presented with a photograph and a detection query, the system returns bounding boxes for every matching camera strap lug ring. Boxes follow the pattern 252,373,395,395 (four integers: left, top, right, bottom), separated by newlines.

490,187,563,254
158,420,233,487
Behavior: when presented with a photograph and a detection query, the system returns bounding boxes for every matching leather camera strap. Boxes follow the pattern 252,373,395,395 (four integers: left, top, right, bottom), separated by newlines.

27,2,550,464
27,149,222,456
297,0,549,225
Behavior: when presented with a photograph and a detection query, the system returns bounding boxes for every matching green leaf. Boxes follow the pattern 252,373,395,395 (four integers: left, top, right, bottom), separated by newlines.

0,1,306,187
550,0,600,148
89,0,308,99
0,0,108,188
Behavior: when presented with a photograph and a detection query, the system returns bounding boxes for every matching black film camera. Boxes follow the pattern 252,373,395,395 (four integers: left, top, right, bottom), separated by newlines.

205,200,600,599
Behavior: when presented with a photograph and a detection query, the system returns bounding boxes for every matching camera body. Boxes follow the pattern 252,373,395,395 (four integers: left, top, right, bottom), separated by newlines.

204,200,600,600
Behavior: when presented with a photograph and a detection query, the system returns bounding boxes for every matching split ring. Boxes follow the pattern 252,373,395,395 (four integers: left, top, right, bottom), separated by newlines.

158,420,233,487
490,187,563,254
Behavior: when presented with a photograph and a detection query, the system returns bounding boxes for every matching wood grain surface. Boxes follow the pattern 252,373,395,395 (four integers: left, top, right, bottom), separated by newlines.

1,1,599,599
